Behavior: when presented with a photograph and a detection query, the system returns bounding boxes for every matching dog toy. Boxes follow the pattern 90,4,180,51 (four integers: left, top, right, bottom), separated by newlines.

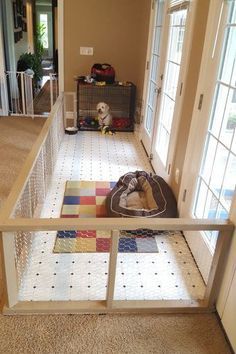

84,117,99,127
95,81,106,86
101,125,115,135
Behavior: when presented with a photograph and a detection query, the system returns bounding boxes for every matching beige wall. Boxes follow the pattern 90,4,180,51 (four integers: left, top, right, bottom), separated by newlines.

64,0,151,100
170,0,210,197
63,0,210,198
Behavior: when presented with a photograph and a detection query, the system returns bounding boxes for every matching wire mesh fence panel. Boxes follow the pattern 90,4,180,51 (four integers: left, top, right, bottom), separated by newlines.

17,230,111,301
14,181,32,218
14,228,207,302
113,230,206,301
9,98,64,291
12,100,64,221
14,231,35,288
29,151,46,217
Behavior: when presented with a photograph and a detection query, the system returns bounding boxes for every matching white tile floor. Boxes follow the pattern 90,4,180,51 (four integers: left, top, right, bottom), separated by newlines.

18,132,206,301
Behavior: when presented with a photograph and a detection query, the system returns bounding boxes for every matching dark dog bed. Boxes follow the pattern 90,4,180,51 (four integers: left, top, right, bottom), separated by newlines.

106,171,178,218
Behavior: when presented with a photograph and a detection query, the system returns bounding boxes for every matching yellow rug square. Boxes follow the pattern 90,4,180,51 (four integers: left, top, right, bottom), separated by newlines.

61,205,80,215
54,238,78,253
96,230,111,238
80,181,96,189
96,181,110,188
64,188,82,196
79,205,96,217
74,238,96,252
66,181,82,188
96,196,107,205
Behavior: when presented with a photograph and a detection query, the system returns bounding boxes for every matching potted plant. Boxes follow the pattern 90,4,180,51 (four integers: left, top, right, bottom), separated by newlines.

17,24,46,93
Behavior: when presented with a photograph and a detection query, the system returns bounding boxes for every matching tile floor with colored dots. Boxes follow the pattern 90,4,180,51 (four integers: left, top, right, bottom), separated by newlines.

18,131,206,301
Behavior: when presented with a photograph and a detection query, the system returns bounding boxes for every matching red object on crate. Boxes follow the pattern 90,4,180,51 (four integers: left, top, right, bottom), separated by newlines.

112,117,131,129
91,63,115,84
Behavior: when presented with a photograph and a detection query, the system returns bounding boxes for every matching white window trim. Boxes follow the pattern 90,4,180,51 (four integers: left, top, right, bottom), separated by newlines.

58,0,64,93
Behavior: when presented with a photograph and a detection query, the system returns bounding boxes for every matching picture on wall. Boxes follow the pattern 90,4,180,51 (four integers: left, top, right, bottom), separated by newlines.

22,21,27,32
16,0,22,14
13,2,18,29
14,31,18,44
13,0,26,43
17,14,22,30
23,5,26,18
20,1,24,16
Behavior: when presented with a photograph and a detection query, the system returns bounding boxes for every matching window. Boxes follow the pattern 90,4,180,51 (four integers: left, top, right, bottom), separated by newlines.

39,14,49,49
155,9,187,166
145,0,165,135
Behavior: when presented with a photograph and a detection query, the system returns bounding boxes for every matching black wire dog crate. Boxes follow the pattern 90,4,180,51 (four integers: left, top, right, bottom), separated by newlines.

76,81,136,131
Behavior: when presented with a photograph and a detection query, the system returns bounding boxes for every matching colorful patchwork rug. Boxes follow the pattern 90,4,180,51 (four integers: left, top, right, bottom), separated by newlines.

53,181,159,253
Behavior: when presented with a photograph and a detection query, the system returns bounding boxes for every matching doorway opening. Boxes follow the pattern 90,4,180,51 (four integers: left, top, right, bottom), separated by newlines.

0,0,58,117
33,0,58,115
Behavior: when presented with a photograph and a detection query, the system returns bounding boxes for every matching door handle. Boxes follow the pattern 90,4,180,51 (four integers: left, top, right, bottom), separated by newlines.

155,87,162,95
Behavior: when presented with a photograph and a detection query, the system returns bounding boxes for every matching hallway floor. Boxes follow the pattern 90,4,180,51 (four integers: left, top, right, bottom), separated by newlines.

18,132,205,301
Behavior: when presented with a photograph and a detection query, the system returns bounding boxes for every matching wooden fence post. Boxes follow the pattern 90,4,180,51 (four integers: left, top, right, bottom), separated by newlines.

204,229,232,309
0,232,18,308
106,230,119,309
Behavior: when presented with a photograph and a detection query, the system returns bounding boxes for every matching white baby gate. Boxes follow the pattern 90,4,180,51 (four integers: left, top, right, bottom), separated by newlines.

3,71,58,118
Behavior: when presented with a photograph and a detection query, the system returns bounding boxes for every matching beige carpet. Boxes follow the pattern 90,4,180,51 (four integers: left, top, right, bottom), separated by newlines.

0,116,46,302
0,116,46,203
0,313,232,353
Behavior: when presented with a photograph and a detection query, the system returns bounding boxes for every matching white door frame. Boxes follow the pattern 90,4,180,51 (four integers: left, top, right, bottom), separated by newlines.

140,0,168,156
58,0,64,93
178,0,232,282
0,8,9,116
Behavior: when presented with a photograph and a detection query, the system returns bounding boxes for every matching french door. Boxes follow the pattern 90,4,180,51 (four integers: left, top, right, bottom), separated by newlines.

179,0,236,281
141,0,166,154
141,0,194,181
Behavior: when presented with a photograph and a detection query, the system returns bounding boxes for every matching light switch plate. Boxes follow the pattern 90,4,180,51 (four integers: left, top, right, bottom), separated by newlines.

80,47,94,55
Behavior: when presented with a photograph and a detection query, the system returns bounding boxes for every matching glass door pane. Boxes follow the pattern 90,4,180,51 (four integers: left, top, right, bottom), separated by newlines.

155,9,187,167
144,0,164,137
